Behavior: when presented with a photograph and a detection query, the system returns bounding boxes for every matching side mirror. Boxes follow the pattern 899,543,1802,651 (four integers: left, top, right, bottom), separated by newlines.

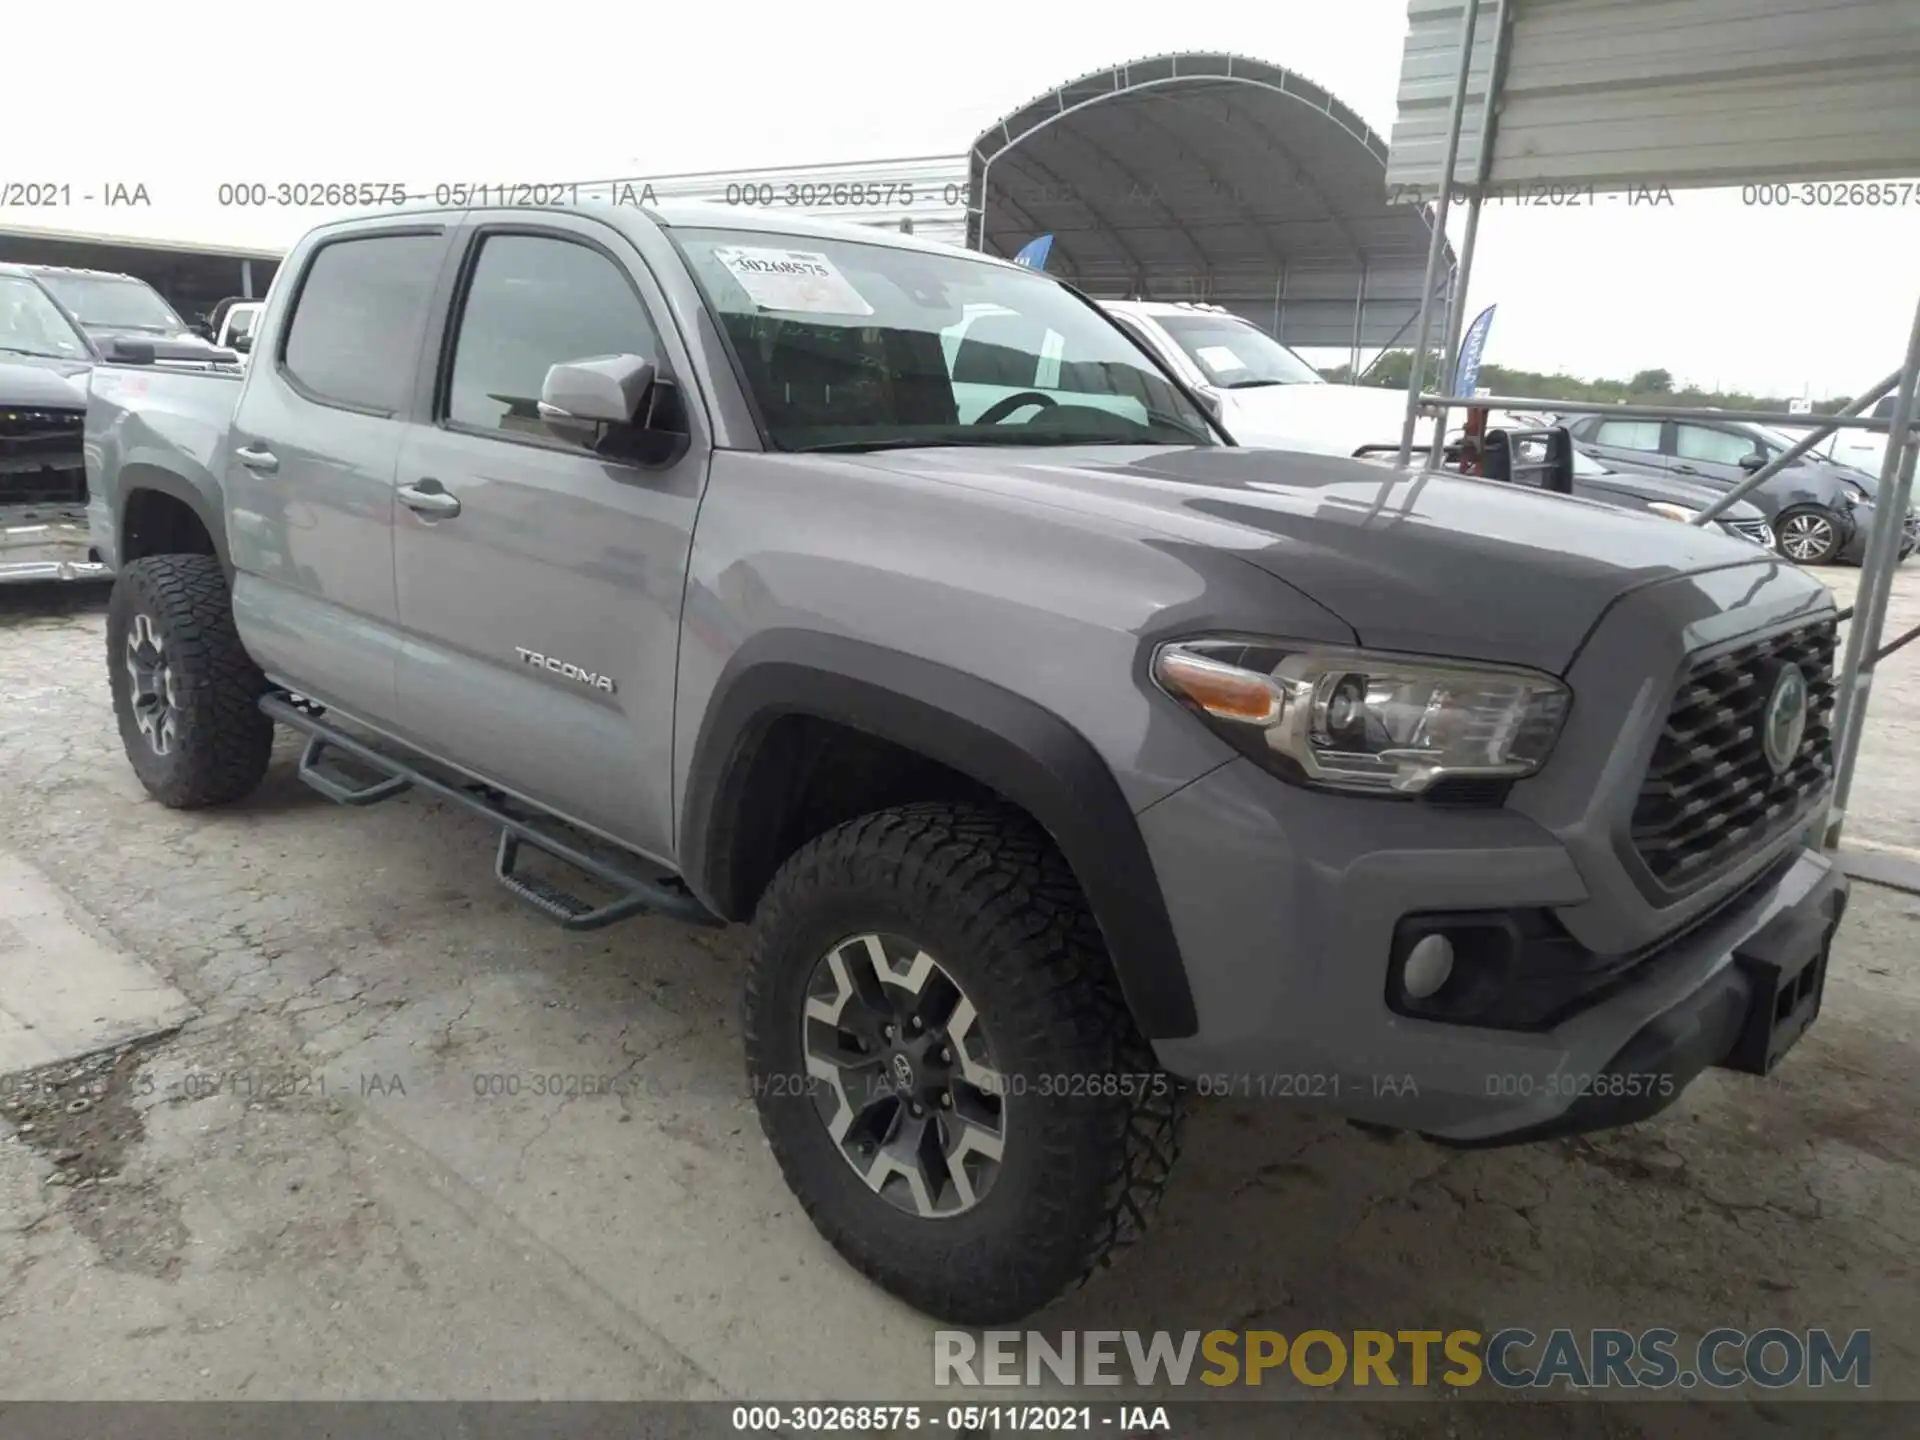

539,353,657,425
1738,452,1766,472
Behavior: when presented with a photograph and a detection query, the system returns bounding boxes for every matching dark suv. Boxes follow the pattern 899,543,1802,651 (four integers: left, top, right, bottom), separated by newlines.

1569,413,1915,566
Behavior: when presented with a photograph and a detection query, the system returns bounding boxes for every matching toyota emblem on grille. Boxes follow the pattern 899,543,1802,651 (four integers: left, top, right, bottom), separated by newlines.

1761,662,1808,776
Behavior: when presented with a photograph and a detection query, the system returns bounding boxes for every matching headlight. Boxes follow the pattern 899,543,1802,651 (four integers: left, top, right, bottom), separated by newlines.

1841,483,1867,507
1151,640,1571,796
1645,502,1698,523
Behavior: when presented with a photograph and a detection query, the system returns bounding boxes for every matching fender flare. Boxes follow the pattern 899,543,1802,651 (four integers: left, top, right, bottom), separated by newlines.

115,462,232,574
679,630,1198,1039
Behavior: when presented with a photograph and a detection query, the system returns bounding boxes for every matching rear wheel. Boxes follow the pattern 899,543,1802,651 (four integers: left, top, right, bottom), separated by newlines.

1774,506,1846,565
106,554,273,807
743,802,1184,1324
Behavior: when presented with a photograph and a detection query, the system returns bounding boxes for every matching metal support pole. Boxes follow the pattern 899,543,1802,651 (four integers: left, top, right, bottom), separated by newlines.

241,259,255,300
1396,0,1482,465
1429,0,1513,467
1691,370,1905,524
1428,198,1483,466
1349,267,1369,378
1824,293,1920,850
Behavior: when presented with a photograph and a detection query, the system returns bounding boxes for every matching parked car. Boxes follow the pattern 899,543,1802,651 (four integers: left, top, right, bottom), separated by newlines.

208,297,266,354
0,268,105,581
2,264,240,370
88,201,1849,1325
1563,447,1776,549
1099,299,1444,455
1566,412,1916,566
1807,391,1910,482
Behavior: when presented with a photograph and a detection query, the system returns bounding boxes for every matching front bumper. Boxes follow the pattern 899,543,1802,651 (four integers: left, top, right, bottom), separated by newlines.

0,511,110,584
1837,505,1918,565
1137,759,1847,1144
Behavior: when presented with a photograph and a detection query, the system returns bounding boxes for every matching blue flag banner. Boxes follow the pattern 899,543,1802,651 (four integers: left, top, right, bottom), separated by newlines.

1012,235,1054,270
1453,303,1496,396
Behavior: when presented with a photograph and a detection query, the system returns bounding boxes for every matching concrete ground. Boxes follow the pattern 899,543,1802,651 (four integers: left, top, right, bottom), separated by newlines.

1,563,1917,1438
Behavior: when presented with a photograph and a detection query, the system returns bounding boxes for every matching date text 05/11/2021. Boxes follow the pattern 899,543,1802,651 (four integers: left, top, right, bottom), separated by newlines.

207,180,974,210
730,1404,1171,1433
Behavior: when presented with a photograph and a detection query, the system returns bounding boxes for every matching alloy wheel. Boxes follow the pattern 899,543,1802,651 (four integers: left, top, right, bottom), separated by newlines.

1779,513,1836,562
802,932,1008,1218
124,613,181,756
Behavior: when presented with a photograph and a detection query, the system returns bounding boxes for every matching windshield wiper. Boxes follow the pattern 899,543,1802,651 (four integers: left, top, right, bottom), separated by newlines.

0,345,68,359
1219,378,1297,390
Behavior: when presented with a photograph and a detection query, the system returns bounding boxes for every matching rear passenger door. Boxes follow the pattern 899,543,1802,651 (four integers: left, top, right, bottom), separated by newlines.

225,224,452,726
389,215,709,862
1668,423,1761,489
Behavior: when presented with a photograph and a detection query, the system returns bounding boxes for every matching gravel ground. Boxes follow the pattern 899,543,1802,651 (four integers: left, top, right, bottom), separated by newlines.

1,566,1916,1438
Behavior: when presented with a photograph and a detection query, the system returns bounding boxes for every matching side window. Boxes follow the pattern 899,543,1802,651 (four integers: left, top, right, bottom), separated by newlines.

446,233,661,446
1592,419,1663,451
1873,394,1897,421
1675,426,1758,465
281,234,444,413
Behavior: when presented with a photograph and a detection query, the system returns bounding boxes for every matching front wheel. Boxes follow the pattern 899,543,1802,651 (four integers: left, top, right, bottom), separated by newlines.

743,802,1185,1324
1774,506,1846,565
106,553,274,807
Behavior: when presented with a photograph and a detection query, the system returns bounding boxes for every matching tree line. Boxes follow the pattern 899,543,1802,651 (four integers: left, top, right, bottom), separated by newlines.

1318,351,1850,415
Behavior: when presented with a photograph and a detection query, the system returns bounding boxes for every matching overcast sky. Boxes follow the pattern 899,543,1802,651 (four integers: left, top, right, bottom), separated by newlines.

11,0,1915,397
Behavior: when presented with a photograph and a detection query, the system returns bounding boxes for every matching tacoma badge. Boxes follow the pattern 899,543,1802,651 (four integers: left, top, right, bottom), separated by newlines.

514,647,616,694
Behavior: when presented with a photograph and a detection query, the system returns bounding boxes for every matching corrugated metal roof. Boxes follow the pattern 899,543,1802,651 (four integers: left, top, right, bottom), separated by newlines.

1387,0,1920,194
963,52,1451,348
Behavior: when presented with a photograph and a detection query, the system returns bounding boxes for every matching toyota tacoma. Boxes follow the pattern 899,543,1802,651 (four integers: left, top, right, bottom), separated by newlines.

86,201,1850,1324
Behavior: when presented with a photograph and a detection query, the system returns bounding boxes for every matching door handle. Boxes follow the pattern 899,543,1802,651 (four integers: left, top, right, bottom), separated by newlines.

399,480,461,519
1671,464,1699,475
234,444,279,473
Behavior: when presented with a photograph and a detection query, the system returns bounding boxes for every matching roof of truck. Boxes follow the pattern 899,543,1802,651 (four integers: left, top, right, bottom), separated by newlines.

299,200,1029,270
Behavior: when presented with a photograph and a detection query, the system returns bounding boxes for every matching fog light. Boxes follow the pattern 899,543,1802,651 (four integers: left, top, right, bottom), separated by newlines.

1401,934,1455,1000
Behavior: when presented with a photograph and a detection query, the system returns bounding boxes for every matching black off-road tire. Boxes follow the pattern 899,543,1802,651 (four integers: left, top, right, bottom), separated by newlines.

106,554,274,808
743,801,1185,1324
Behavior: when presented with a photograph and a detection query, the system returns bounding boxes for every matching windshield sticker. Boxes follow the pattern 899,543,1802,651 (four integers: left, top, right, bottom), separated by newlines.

1194,344,1248,373
711,247,875,317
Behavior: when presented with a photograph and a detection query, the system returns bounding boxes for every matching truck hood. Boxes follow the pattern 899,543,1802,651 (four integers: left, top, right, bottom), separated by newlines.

879,444,1790,674
1218,381,1437,457
0,358,90,408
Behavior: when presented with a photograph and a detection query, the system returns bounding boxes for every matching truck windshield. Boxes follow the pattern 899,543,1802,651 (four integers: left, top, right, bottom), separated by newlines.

1154,313,1324,389
0,276,93,360
674,227,1215,452
35,273,186,334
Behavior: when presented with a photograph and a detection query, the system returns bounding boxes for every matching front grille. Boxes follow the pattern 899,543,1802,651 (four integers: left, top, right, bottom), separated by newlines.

0,406,86,506
1629,618,1837,891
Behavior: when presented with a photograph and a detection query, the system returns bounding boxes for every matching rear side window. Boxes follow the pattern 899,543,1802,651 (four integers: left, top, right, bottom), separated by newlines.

281,234,444,413
1592,420,1662,451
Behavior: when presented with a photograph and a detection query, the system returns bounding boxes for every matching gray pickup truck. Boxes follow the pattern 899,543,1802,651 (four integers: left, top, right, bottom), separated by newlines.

87,201,1849,1324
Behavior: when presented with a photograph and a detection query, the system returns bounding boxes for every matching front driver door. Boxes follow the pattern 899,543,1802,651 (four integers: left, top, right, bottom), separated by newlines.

390,215,710,862
1668,422,1760,490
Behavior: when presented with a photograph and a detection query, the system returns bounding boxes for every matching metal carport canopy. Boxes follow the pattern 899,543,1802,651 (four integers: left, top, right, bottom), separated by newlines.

966,52,1454,353
1382,0,1920,861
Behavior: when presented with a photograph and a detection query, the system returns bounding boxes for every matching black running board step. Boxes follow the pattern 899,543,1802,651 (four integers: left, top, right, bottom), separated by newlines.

260,692,721,930
495,832,658,931
298,732,413,806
